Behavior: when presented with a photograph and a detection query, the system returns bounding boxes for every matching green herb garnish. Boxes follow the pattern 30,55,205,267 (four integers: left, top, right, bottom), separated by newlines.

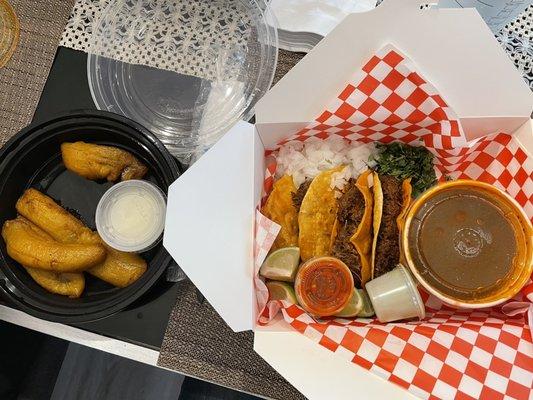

371,142,437,197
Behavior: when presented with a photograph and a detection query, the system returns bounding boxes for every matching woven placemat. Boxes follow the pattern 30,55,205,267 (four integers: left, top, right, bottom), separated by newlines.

158,280,306,400
157,52,307,400
272,50,305,86
0,0,74,146
0,0,19,69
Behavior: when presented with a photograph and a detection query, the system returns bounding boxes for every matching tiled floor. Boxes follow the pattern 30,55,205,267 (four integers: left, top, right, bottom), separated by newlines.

0,322,261,400
51,344,185,400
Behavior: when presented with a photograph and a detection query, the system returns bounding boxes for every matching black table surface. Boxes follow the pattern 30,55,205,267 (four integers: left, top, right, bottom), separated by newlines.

29,47,183,350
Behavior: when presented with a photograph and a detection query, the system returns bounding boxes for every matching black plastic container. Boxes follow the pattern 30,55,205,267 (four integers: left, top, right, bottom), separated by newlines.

0,111,180,323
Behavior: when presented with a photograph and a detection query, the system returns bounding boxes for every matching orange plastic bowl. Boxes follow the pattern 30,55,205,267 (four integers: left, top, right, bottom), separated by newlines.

402,180,532,308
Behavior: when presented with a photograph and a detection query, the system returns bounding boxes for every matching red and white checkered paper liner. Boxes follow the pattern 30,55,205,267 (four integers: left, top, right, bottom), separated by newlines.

256,45,533,400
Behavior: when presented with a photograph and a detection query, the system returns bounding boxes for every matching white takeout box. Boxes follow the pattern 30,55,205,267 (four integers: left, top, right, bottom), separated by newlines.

164,1,533,398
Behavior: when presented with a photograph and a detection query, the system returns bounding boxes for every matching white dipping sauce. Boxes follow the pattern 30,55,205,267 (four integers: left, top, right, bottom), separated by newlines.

96,180,166,252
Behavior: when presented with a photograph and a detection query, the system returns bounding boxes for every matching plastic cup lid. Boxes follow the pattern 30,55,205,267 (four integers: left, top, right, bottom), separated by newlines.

87,0,278,163
96,180,167,252
397,264,426,319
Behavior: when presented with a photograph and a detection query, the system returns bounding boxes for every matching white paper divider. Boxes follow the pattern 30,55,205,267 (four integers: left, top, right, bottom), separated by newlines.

514,119,533,158
255,122,310,150
461,116,533,141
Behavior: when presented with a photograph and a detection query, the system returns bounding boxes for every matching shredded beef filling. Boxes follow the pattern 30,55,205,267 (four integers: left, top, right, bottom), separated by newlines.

331,180,366,287
292,180,312,212
374,175,403,278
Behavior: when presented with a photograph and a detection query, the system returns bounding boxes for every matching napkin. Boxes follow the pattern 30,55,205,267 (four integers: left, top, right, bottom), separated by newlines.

270,0,377,52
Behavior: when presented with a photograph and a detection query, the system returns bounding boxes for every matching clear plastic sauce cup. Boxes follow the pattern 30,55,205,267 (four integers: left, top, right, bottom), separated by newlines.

96,180,167,253
365,264,425,323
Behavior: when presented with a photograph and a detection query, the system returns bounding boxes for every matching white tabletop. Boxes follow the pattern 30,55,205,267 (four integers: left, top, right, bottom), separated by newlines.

0,304,159,366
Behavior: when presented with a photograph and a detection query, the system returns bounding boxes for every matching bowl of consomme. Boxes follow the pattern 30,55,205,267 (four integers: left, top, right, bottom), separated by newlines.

403,180,532,308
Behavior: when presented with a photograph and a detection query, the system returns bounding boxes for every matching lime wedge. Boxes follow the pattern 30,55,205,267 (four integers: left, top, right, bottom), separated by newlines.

357,289,375,317
259,247,300,282
266,281,298,304
335,289,363,317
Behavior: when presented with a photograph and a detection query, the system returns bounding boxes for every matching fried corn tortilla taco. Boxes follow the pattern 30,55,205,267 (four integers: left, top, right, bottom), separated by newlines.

331,170,373,288
371,173,412,279
292,180,311,213
261,174,299,251
298,166,345,261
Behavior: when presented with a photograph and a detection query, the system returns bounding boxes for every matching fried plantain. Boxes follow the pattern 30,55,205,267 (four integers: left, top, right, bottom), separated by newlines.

24,267,85,298
89,244,147,287
16,188,92,242
16,189,147,287
61,141,148,181
2,217,106,272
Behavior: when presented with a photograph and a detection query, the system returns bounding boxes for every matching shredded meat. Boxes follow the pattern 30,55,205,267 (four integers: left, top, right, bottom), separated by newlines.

331,180,366,287
292,180,312,212
374,175,402,278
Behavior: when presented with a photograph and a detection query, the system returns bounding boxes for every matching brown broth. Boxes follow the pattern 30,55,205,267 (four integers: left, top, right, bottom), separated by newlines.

412,188,517,299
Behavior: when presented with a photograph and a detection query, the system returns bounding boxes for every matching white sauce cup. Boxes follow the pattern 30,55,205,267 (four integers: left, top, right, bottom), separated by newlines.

96,180,167,253
365,264,425,323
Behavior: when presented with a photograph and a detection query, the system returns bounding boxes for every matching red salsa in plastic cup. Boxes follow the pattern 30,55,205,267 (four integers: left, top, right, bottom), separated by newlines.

295,256,354,317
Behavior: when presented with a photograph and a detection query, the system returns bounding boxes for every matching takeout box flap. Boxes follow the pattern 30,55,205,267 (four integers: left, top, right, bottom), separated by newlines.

256,0,532,134
164,121,260,332
254,318,416,400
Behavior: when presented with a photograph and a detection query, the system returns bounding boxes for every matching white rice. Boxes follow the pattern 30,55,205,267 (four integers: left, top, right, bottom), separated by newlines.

275,138,378,192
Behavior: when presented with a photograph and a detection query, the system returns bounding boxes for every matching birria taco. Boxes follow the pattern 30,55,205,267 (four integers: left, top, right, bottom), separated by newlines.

330,170,373,288
298,166,345,261
261,174,299,251
371,174,412,279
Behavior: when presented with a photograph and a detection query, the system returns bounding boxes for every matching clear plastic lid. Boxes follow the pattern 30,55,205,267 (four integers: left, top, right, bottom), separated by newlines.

87,0,278,163
96,180,167,253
